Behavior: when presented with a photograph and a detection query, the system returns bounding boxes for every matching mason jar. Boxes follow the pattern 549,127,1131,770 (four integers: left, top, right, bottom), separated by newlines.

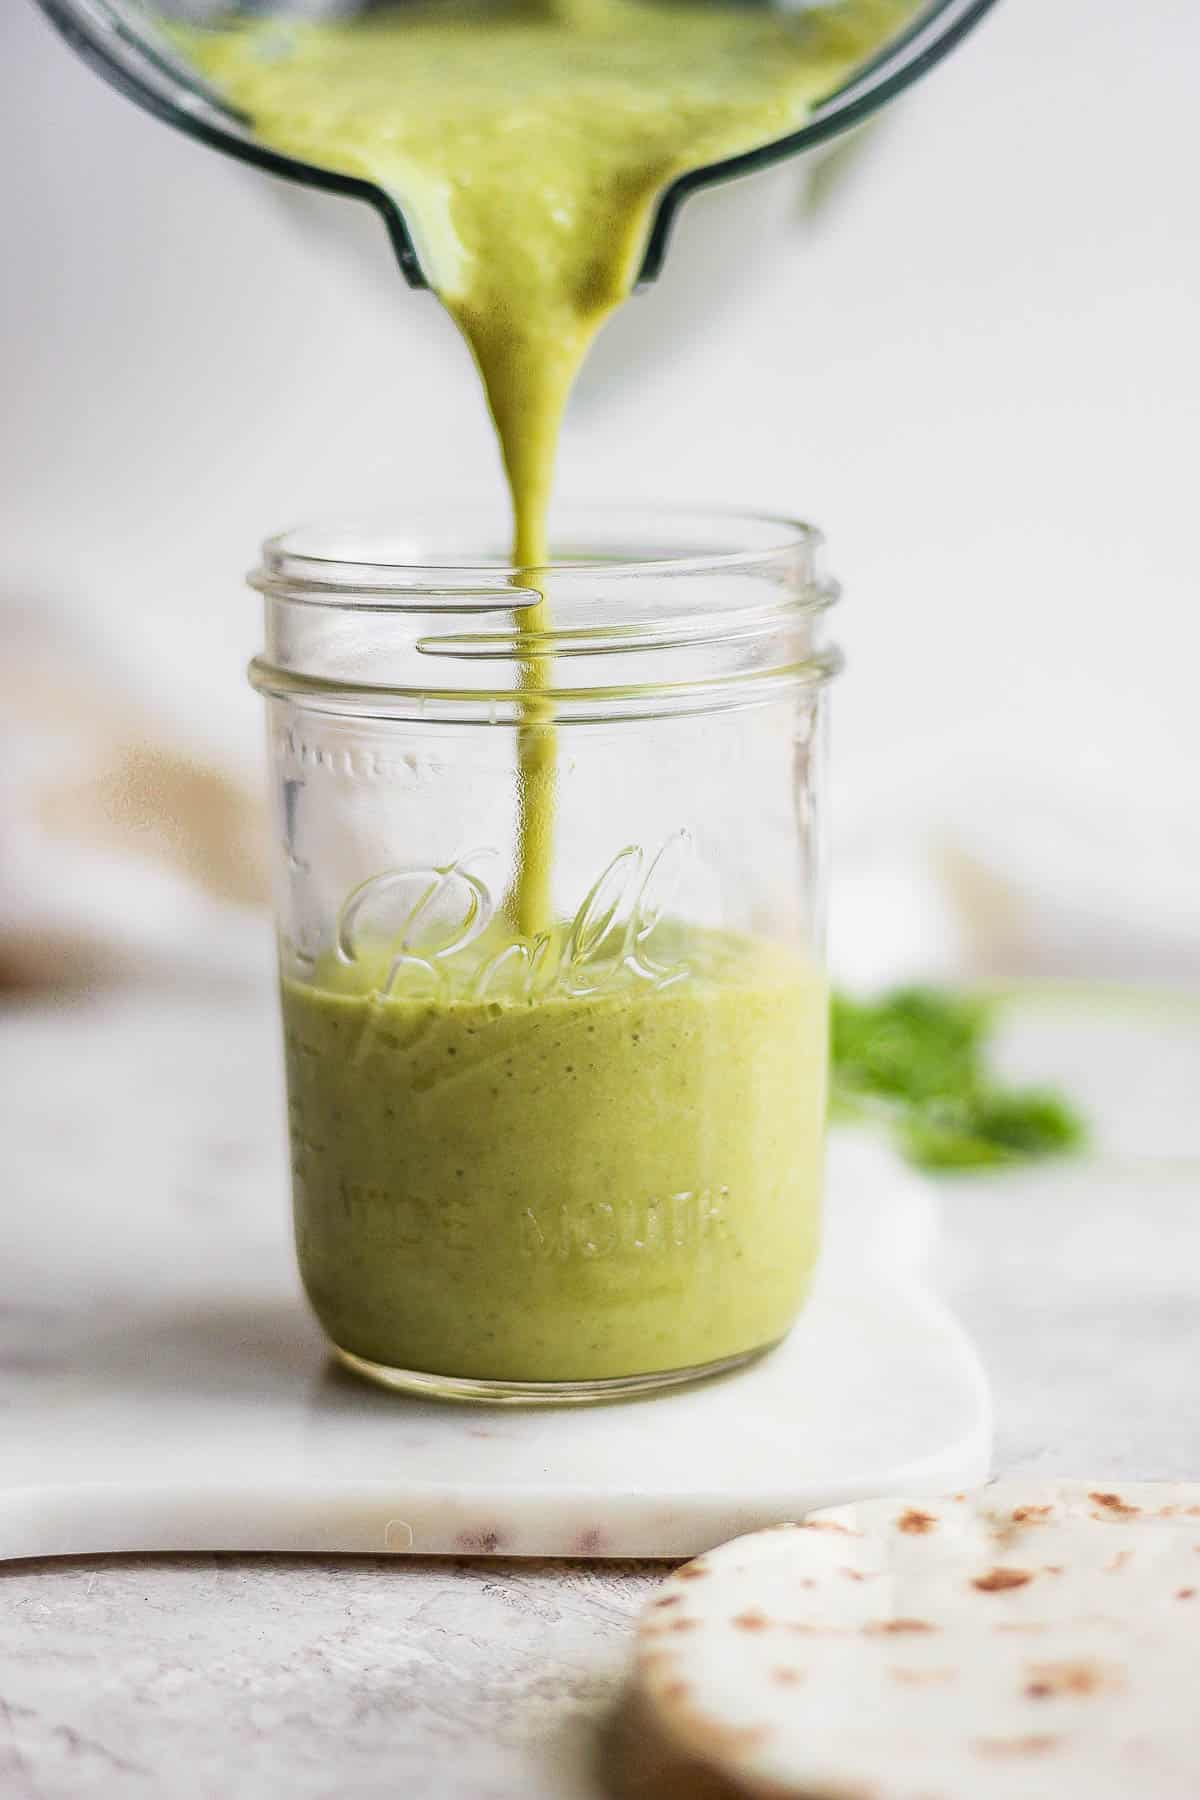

249,507,840,1403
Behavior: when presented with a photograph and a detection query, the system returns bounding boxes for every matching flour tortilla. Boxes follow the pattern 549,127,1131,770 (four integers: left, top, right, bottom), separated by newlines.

629,1483,1200,1799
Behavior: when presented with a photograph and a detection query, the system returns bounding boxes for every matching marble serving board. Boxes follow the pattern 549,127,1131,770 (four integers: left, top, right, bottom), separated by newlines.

0,982,991,1563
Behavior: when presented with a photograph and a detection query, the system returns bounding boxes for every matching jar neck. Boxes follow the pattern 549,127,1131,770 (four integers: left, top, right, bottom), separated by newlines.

248,508,841,723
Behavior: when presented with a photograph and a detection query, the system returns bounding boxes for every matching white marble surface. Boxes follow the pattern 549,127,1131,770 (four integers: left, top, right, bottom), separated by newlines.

1,980,1198,1797
0,986,990,1562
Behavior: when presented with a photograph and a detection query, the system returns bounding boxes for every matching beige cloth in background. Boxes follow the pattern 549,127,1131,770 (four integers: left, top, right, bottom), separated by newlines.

0,610,266,989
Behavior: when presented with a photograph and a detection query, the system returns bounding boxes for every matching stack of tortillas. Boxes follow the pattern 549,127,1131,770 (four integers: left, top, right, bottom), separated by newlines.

625,1483,1200,1799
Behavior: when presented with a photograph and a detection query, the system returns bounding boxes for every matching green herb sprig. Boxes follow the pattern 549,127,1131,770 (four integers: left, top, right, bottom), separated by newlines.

831,988,1085,1172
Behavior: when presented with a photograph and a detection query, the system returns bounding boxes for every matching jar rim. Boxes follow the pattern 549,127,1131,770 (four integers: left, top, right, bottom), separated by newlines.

251,504,822,603
249,505,839,721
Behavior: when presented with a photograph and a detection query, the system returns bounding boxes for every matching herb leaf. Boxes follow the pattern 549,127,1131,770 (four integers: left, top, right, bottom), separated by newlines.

831,987,1085,1173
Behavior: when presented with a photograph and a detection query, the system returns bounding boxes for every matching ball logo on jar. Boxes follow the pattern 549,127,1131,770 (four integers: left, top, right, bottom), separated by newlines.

335,830,694,1000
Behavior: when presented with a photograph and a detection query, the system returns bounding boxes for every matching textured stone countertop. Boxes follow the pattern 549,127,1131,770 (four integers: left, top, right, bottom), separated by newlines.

1,979,1198,1799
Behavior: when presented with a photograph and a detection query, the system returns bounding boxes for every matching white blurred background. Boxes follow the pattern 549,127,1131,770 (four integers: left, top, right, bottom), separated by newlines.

2,0,1197,990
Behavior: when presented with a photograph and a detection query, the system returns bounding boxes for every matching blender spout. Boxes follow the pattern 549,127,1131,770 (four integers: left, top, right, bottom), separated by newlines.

30,0,998,293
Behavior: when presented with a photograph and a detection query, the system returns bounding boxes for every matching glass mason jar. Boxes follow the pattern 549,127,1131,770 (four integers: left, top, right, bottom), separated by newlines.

249,507,840,1404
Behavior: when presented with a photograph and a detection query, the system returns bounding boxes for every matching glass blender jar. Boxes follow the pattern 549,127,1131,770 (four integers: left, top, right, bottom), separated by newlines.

31,0,998,289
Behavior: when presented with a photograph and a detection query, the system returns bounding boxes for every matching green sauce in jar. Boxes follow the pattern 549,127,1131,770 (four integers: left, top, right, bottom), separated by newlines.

283,929,826,1383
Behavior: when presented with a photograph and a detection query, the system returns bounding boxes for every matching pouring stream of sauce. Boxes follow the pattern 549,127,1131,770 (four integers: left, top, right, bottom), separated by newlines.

188,0,915,931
